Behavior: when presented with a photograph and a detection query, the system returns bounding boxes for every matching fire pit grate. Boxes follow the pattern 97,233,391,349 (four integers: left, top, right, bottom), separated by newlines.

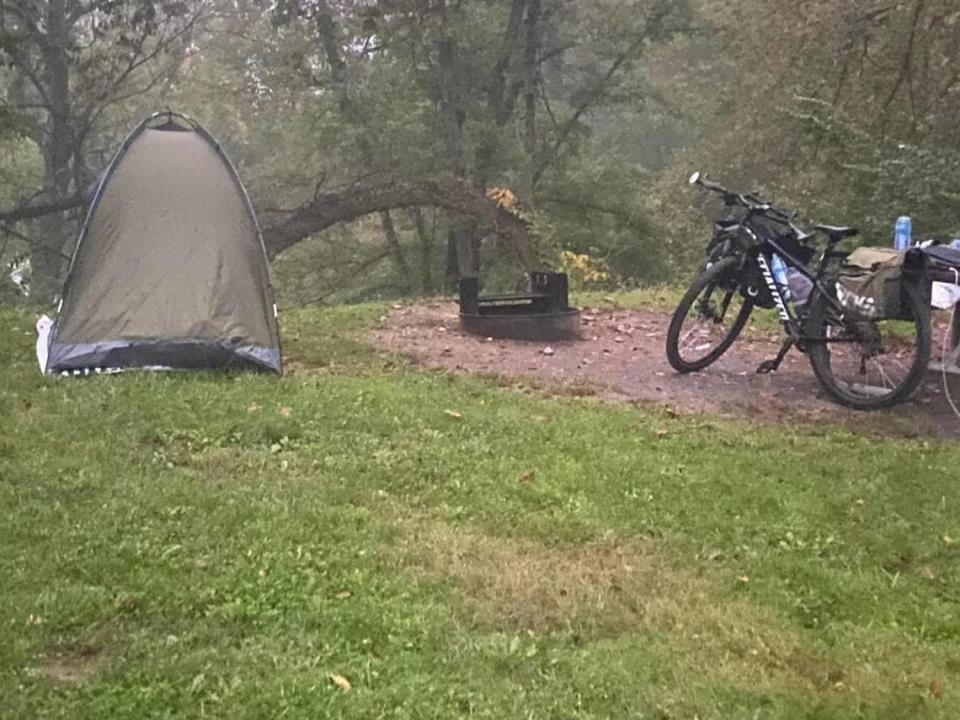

458,271,581,342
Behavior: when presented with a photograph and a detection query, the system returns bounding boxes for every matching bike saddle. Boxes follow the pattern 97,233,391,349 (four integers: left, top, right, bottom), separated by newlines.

815,225,859,243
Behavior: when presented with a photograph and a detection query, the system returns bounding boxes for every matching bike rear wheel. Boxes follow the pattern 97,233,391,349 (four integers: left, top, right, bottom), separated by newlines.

805,281,930,410
666,256,754,373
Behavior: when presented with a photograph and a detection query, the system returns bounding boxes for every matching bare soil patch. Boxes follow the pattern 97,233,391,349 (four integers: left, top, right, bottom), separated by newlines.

395,518,940,700
36,643,105,686
372,302,960,439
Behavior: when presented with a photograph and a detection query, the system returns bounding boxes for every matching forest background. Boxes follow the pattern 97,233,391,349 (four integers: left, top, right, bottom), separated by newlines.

2,0,958,306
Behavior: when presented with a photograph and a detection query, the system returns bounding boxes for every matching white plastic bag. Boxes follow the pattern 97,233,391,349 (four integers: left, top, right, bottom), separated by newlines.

35,314,52,373
8,256,30,297
932,282,960,310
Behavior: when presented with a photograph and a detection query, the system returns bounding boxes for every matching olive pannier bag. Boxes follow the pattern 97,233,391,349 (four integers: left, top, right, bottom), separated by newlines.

835,247,911,320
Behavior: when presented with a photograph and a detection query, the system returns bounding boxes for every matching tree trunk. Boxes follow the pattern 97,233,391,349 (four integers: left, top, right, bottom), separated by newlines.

444,226,459,293
34,0,74,301
379,210,413,293
409,207,434,295
437,22,478,283
522,0,541,201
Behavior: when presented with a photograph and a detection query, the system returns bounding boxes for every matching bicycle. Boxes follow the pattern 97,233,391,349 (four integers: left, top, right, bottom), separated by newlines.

665,172,931,411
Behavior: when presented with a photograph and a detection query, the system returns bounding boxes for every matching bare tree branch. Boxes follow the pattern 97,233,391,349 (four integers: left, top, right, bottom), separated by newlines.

262,174,533,267
0,193,84,224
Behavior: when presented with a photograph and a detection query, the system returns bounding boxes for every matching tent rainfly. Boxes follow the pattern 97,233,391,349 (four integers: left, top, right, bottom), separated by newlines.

45,112,282,375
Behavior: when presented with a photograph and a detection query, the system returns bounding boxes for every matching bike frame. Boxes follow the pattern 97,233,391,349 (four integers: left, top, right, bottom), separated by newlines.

738,218,853,348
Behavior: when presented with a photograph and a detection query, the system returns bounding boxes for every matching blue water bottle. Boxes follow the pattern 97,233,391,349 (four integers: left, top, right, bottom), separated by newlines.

770,254,791,302
894,216,912,251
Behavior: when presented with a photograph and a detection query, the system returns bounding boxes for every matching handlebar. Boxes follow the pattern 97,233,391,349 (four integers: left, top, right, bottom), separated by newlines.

691,173,794,222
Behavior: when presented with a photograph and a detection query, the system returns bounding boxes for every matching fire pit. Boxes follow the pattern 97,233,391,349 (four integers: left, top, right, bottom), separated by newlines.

459,271,581,342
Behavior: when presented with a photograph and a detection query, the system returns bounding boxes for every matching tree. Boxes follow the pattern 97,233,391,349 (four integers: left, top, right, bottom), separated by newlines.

0,0,208,297
0,0,693,305
258,0,688,291
653,0,960,263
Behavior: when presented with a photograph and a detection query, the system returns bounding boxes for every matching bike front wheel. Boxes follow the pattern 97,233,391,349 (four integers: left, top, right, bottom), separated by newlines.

666,255,754,373
805,281,930,410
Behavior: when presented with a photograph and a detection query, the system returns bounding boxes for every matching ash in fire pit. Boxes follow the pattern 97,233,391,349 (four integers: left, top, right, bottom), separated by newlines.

459,271,581,342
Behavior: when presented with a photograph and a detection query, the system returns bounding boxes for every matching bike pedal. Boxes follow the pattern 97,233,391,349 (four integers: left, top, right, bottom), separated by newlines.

756,359,779,374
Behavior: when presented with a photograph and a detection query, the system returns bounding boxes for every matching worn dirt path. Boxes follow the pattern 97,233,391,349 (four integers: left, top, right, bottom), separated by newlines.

371,302,960,440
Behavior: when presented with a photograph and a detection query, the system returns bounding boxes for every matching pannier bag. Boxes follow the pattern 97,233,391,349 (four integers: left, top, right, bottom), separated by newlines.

836,247,907,320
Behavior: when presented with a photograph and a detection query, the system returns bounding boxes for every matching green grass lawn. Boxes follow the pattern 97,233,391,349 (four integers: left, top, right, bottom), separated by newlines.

2,303,959,719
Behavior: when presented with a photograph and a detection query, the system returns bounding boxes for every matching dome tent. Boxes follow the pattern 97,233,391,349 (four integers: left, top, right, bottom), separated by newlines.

46,112,282,375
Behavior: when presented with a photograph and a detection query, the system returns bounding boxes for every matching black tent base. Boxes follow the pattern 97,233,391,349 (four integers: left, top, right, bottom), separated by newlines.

458,272,581,342
47,338,281,375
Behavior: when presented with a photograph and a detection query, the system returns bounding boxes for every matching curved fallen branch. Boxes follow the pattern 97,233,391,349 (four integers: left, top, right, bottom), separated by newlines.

0,175,535,271
261,174,533,266
0,193,84,224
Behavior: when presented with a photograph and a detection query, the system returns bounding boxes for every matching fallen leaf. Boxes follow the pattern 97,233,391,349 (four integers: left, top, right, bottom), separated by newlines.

334,590,352,600
519,470,535,483
247,403,262,413
929,679,943,698
944,535,955,545
331,674,352,691
656,429,669,438
278,407,292,417
444,409,463,419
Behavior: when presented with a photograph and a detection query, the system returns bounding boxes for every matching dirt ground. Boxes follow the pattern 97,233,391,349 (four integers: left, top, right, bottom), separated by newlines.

371,302,960,440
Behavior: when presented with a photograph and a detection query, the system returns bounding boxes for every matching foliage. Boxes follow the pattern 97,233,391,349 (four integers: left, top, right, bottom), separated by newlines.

651,0,960,268
0,135,43,302
2,0,959,302
558,250,611,290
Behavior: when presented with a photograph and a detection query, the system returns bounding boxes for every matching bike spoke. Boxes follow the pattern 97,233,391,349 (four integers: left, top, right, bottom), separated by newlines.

872,360,896,390
820,317,923,403
667,257,753,372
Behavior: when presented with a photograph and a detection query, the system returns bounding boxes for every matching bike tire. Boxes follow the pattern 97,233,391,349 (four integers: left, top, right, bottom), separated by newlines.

806,280,931,410
666,255,754,373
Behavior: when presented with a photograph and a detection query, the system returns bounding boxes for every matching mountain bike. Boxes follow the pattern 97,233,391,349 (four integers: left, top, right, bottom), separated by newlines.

665,172,931,410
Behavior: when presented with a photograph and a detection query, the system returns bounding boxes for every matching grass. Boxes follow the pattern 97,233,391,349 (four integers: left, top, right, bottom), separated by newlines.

575,285,685,313
2,302,960,719
575,284,785,337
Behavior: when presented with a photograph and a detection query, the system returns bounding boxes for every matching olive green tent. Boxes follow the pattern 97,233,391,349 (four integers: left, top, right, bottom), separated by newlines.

46,112,282,375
